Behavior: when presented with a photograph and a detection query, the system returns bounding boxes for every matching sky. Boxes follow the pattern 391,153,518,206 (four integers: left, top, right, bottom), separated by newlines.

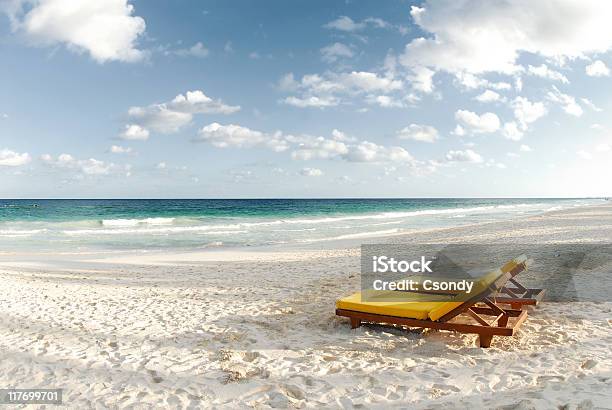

0,0,611,198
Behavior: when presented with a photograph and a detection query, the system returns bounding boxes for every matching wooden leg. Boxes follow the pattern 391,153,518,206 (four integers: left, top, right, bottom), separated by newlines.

497,314,509,328
511,303,521,310
479,334,493,348
350,318,361,329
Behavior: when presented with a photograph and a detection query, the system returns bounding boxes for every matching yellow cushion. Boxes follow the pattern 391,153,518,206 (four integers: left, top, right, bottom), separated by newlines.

337,268,505,322
336,291,448,320
427,268,503,321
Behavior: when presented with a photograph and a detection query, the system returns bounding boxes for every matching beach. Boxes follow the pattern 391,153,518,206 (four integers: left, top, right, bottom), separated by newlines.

0,203,611,408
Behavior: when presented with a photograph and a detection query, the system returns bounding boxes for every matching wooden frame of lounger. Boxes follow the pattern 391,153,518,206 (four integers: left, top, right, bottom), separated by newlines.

336,270,528,348
395,256,545,308
494,258,546,308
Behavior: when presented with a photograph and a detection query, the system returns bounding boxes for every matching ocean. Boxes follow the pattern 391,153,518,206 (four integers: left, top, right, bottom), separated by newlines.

0,198,604,252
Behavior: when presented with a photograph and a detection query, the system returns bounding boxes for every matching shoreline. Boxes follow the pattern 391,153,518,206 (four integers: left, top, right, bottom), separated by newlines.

0,203,610,408
0,201,608,267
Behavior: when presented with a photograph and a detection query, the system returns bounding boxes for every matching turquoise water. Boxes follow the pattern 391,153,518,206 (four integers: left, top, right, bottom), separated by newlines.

0,198,604,251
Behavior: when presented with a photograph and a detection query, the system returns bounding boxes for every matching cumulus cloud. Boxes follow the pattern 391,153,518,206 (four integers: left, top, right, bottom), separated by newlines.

396,124,438,142
290,135,349,160
323,16,390,32
546,86,583,117
580,98,603,112
527,64,569,83
520,144,532,152
196,123,289,152
585,60,610,77
320,42,354,63
195,124,415,165
445,149,483,163
512,97,547,129
4,0,146,63
283,96,338,108
279,71,403,109
0,149,31,166
119,124,149,140
474,90,503,103
502,122,524,141
110,145,132,154
400,1,612,91
454,73,511,91
344,141,413,163
172,42,209,58
367,95,405,108
455,110,500,134
300,167,323,177
125,90,240,134
41,153,125,176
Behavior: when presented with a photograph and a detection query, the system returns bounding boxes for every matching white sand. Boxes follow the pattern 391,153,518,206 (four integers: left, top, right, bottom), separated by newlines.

0,205,611,408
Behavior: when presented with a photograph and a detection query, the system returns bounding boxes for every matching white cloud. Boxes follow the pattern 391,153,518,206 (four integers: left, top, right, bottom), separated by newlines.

280,71,403,109
119,124,149,140
546,86,583,117
596,143,610,152
585,60,610,77
194,124,416,165
367,95,404,108
290,136,348,160
5,0,146,63
445,149,483,163
577,150,592,160
502,122,524,141
409,66,435,93
520,144,532,152
320,42,354,63
277,73,299,92
474,90,503,103
1,113,8,119
156,161,167,169
110,145,132,154
290,133,414,164
580,98,603,112
126,90,239,134
455,110,500,134
41,153,122,175
400,1,612,90
454,73,511,91
344,141,413,163
282,96,339,108
0,149,31,166
248,51,260,59
323,16,390,32
512,97,547,129
396,124,439,142
527,64,569,83
300,167,323,177
196,123,289,152
173,42,209,58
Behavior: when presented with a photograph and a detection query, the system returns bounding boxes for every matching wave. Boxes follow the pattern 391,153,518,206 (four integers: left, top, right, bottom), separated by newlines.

101,217,175,227
298,228,401,243
0,229,47,237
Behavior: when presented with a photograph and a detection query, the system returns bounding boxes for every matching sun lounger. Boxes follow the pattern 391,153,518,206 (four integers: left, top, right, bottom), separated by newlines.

336,268,528,347
495,254,545,308
384,254,545,308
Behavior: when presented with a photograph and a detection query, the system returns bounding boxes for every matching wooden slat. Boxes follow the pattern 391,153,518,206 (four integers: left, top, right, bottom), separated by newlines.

335,309,518,337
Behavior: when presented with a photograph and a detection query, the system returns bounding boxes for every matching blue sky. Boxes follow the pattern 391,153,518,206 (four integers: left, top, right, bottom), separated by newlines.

0,0,611,198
